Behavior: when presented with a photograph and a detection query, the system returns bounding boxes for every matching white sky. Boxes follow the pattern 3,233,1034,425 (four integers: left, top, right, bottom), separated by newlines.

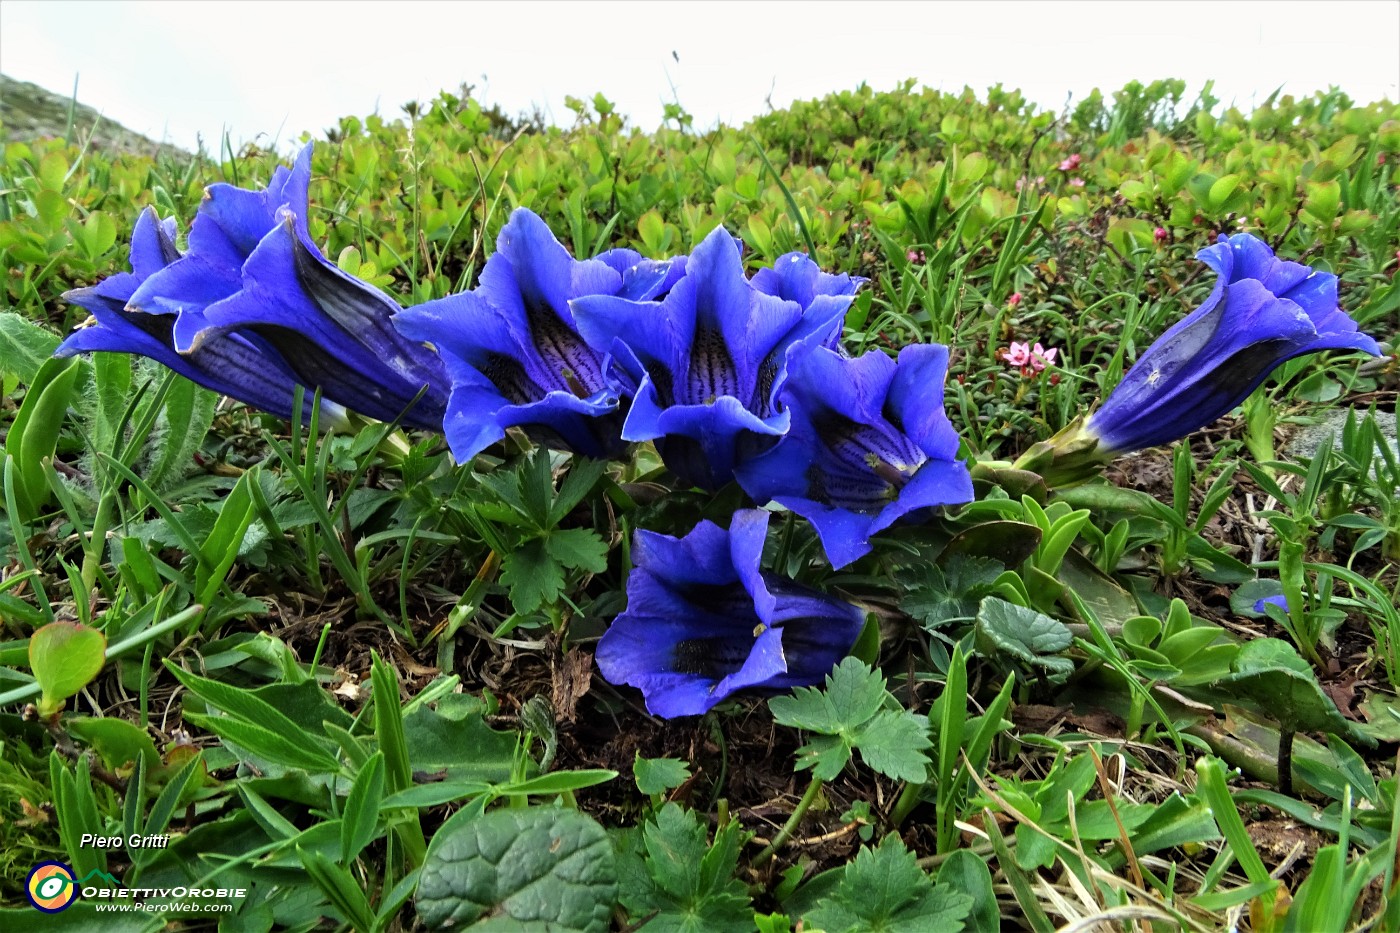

2,0,1397,155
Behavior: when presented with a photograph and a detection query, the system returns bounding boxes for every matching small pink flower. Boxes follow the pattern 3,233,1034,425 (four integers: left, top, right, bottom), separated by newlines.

906,249,925,263
1058,153,1082,172
1029,343,1058,372
1068,177,1085,188
1001,341,1032,366
1153,226,1168,242
1007,292,1022,307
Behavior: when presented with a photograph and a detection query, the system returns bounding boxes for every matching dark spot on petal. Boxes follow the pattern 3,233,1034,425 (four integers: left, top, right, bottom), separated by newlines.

481,352,545,405
672,636,753,677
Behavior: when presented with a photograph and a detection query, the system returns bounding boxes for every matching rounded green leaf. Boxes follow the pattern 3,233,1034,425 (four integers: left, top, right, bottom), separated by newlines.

416,806,617,932
30,620,107,714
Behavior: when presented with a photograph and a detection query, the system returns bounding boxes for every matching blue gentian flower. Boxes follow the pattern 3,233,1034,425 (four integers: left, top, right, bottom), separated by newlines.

1085,233,1383,454
736,343,974,569
129,144,450,429
596,510,865,718
751,250,864,349
571,227,856,490
1253,594,1289,613
391,209,682,462
57,207,344,426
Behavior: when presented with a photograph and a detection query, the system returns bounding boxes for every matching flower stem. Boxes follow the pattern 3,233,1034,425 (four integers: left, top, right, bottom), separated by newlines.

752,776,823,867
889,779,923,827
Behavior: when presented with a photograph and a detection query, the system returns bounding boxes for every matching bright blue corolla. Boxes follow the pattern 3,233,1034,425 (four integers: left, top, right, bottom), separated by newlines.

57,207,342,425
392,208,682,462
737,343,974,568
596,510,866,718
128,144,449,429
1086,233,1383,454
571,227,858,490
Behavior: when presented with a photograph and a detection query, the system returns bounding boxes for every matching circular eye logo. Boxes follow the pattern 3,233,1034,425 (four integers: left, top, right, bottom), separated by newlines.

26,861,78,912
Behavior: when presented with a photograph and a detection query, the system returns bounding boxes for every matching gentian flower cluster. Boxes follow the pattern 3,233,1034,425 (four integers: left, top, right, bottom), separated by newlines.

57,144,1380,721
393,210,969,713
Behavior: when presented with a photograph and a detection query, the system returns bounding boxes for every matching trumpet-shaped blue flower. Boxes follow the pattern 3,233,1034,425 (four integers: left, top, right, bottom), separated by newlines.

1085,233,1383,455
57,207,343,426
736,343,974,568
392,209,682,462
128,144,449,429
596,510,865,718
571,227,856,490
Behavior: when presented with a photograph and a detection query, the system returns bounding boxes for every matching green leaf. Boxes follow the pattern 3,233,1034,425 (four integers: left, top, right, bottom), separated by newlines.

1220,642,1375,746
618,802,752,932
416,806,617,932
87,350,132,460
935,850,998,933
29,620,107,714
635,754,692,797
803,834,973,933
853,710,932,783
974,597,1073,677
1105,793,1218,867
771,659,931,783
771,656,885,734
166,662,328,746
7,355,82,519
937,520,1041,568
549,457,607,525
301,845,378,933
142,378,218,491
901,555,1003,629
0,312,62,385
341,752,385,863
1207,173,1242,211
500,537,562,614
197,470,256,606
65,717,162,776
1056,549,1139,628
495,769,618,797
546,527,609,574
370,652,413,796
1284,842,1346,933
0,903,161,933
1232,637,1311,676
402,694,518,784
183,711,340,772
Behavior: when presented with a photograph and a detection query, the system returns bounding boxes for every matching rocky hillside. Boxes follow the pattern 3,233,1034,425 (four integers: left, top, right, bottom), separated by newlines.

1,73,190,159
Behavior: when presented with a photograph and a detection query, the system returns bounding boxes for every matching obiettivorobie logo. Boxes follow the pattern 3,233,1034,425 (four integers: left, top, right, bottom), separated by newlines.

25,862,118,913
23,861,245,915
